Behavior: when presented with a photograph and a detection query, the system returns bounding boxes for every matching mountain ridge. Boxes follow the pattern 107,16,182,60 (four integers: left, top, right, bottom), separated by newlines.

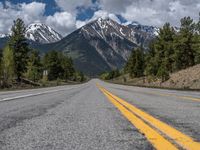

0,18,158,76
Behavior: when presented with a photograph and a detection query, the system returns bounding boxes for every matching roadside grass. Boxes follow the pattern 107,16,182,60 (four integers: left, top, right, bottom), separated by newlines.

106,74,200,91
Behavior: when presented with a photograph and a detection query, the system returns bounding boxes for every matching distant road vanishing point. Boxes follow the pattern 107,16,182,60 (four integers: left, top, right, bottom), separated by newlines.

0,79,199,150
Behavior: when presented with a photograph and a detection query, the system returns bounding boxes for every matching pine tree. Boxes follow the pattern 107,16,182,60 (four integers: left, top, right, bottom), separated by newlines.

145,40,158,77
8,18,30,81
26,50,42,82
43,51,63,81
155,23,175,72
58,53,75,80
156,62,169,82
0,48,2,85
173,17,195,70
144,23,174,81
194,14,200,64
2,45,15,86
125,47,145,78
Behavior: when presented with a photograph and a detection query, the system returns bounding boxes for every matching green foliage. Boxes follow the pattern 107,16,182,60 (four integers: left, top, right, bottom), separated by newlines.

59,53,75,80
43,51,65,81
8,18,30,80
173,17,196,70
156,63,169,82
126,16,200,82
2,45,15,86
43,50,83,81
0,18,85,88
25,50,42,82
125,47,145,78
100,69,121,80
144,23,174,81
74,71,85,82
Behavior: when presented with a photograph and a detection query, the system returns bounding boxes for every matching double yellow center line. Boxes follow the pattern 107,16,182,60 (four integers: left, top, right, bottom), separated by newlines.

144,91,200,102
97,85,200,150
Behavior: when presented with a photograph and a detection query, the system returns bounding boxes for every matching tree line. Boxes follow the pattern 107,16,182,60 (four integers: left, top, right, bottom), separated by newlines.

0,18,85,88
100,69,121,80
125,15,200,82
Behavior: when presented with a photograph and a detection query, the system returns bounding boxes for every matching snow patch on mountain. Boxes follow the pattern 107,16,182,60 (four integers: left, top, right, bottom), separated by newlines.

26,23,63,44
0,34,8,38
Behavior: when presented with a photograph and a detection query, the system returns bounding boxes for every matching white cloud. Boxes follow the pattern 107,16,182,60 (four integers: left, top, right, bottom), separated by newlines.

76,20,87,29
98,0,200,27
55,0,93,14
46,11,76,36
0,1,46,34
98,0,132,14
0,0,200,36
74,10,121,29
91,10,120,23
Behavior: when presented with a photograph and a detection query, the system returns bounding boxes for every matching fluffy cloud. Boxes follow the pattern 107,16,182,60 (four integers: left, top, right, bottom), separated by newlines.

98,0,132,14
0,0,200,36
75,10,120,29
55,0,93,14
46,11,76,36
0,1,46,34
98,0,200,27
90,10,120,23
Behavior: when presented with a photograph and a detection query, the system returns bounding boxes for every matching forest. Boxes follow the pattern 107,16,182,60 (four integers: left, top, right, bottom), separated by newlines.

0,19,85,88
102,15,200,82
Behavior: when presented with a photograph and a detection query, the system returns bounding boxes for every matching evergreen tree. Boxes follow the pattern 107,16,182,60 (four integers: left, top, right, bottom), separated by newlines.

145,40,158,76
43,51,63,81
125,47,144,78
26,50,42,82
2,45,15,85
173,17,196,70
8,18,30,81
43,51,76,81
0,48,2,85
156,62,169,82
144,23,174,81
194,13,200,64
58,53,75,80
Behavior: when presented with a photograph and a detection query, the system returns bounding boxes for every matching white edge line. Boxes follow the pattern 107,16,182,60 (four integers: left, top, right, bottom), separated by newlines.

0,88,75,102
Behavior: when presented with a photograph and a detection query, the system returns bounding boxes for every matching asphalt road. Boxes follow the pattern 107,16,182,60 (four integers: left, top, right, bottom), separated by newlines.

0,79,199,150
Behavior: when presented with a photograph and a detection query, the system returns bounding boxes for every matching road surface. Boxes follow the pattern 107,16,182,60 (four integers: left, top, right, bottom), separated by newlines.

0,79,199,150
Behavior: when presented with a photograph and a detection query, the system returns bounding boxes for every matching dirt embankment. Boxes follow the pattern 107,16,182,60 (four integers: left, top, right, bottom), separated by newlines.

162,64,200,89
112,64,200,90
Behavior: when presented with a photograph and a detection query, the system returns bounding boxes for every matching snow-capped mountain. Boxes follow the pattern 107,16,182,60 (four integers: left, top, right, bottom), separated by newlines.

0,18,159,76
127,22,159,36
78,18,157,61
35,18,157,76
26,23,63,44
0,23,63,44
0,34,8,38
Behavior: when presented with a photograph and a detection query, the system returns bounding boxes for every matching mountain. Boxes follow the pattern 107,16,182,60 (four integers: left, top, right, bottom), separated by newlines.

0,18,158,76
25,23,63,44
0,34,8,38
33,18,157,76
0,23,62,44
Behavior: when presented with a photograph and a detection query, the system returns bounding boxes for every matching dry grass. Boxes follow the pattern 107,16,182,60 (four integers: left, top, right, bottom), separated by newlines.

112,64,200,90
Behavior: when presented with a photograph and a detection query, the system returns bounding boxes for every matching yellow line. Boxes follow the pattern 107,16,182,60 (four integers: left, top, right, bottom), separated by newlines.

178,96,200,102
98,87,178,150
142,91,200,102
99,86,200,150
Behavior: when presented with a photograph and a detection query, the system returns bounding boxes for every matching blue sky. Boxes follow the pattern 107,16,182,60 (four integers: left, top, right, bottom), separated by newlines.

0,0,199,36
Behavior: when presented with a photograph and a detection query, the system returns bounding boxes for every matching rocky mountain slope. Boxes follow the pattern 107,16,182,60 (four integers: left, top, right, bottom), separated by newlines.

113,64,200,90
0,18,158,76
0,23,62,44
41,18,157,76
25,23,63,44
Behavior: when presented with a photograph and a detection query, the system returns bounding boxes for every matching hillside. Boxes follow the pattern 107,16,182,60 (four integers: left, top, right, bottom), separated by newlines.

112,64,200,90
0,18,157,76
33,18,157,76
